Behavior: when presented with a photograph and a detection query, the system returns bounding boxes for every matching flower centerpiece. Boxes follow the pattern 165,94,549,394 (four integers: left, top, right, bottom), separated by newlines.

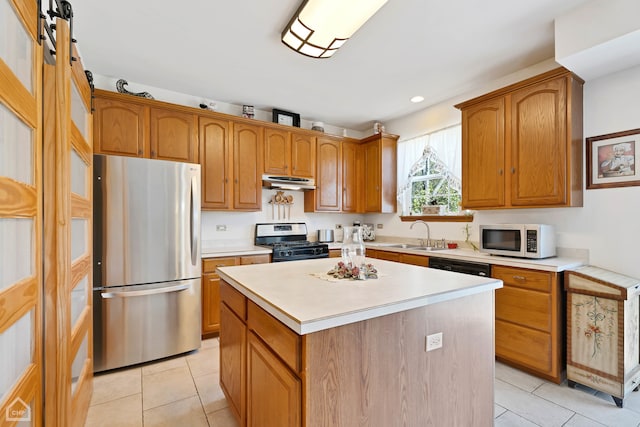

327,261,378,280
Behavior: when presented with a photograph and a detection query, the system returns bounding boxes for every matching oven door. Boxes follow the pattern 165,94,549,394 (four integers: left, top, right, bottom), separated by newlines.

272,246,329,262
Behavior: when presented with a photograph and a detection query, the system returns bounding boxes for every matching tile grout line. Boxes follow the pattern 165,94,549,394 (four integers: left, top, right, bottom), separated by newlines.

186,347,212,427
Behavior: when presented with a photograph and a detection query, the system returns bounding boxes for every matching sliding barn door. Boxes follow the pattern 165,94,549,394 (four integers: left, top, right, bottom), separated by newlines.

43,15,94,427
0,0,44,425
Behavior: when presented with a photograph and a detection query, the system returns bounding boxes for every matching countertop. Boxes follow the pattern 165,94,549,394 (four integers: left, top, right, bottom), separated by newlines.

201,244,271,258
202,239,585,272
217,257,502,335
329,241,585,272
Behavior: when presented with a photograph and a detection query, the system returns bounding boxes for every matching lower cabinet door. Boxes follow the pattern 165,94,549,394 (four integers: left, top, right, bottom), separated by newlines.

247,332,301,427
220,304,246,425
496,319,552,373
202,273,221,335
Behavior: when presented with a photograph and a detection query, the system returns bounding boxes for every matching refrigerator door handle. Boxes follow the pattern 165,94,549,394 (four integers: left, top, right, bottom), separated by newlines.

101,283,191,299
190,175,199,266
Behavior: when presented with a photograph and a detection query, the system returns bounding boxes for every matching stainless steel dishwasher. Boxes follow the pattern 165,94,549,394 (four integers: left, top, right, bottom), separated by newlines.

428,256,491,277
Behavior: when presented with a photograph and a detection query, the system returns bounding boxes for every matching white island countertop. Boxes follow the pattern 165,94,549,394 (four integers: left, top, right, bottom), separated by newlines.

217,257,502,335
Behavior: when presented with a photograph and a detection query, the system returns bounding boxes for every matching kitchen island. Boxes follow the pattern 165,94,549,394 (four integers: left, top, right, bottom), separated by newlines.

217,258,503,427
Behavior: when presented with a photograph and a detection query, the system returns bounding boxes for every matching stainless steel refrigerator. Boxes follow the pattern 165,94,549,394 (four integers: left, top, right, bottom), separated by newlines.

93,154,201,372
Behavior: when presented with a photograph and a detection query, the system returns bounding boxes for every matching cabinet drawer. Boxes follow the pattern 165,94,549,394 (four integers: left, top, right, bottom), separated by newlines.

220,280,247,320
492,265,552,292
248,301,300,373
240,254,271,265
496,319,552,373
374,250,401,262
400,253,429,267
496,286,551,332
203,257,239,274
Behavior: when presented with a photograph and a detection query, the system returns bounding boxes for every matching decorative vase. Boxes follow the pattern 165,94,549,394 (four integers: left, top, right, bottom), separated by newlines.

341,226,366,268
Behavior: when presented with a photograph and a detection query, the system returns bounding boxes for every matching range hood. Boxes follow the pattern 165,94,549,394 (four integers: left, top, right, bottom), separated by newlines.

262,174,315,191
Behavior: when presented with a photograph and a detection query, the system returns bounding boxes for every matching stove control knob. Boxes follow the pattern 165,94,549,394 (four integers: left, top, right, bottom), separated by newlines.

286,250,293,257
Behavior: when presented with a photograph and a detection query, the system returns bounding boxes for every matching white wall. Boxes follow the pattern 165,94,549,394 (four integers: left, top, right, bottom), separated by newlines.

201,191,364,247
379,63,640,277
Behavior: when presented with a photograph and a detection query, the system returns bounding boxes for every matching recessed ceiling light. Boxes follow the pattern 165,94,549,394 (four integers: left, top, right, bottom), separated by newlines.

411,96,424,103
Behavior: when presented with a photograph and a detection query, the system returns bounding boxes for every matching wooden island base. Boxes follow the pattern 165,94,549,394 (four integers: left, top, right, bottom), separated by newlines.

220,280,495,427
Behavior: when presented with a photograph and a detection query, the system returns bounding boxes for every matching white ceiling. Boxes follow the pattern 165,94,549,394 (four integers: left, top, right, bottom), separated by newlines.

72,0,591,131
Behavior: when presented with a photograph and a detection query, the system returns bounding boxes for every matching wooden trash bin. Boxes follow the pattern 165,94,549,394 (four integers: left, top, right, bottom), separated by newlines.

565,266,640,408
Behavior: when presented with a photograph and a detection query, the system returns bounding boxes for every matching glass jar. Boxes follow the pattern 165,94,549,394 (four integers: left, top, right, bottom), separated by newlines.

341,226,366,268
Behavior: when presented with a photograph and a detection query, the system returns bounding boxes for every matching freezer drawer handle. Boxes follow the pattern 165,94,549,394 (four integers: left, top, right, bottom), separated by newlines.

101,283,191,299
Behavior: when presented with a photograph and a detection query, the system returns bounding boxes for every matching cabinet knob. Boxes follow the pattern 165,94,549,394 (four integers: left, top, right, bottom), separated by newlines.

511,167,516,174
225,178,228,183
138,149,143,156
284,165,288,170
235,179,238,183
151,151,156,157
513,275,526,281
498,169,503,175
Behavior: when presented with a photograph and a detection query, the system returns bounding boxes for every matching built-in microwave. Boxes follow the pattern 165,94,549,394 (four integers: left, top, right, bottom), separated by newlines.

479,224,556,259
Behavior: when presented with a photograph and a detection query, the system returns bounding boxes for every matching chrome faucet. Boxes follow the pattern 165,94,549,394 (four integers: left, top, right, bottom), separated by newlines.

410,220,431,247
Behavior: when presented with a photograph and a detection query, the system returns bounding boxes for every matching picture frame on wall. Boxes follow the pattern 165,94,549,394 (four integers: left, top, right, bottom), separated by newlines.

586,128,640,189
272,108,300,127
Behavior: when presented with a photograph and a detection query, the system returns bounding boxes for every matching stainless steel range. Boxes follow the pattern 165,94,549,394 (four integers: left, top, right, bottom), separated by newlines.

255,223,329,262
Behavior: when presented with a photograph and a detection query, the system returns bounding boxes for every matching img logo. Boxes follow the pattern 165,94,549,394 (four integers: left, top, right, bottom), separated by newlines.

6,397,31,422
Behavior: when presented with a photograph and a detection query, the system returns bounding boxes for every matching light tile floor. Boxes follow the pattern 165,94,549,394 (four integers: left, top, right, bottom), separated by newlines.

86,337,640,426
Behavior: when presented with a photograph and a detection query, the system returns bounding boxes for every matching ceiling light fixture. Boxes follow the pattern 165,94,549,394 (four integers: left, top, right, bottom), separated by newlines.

411,96,425,103
281,0,388,59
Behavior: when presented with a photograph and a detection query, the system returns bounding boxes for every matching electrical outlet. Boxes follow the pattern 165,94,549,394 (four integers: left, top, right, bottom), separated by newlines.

335,224,342,229
216,225,227,232
376,223,383,229
426,332,443,352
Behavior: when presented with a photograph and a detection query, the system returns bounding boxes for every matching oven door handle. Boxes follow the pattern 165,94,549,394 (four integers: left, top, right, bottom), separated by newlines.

101,283,191,299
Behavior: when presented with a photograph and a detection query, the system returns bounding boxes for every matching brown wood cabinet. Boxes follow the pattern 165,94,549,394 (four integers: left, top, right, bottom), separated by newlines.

367,248,429,266
93,90,400,215
305,136,341,212
247,300,302,426
149,107,198,162
202,257,238,336
202,255,269,337
220,282,247,425
199,118,264,211
94,91,199,162
492,264,563,383
221,284,302,427
264,128,316,178
456,67,583,209
199,117,232,209
234,123,263,211
341,139,361,212
361,133,398,213
94,96,148,157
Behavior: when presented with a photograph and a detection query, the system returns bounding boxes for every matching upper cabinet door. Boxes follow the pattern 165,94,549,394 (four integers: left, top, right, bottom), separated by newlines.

200,117,231,209
314,138,341,211
290,132,316,178
234,123,263,210
150,108,198,162
94,97,148,157
341,140,359,212
510,77,567,206
264,128,290,175
461,98,506,209
363,140,381,212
